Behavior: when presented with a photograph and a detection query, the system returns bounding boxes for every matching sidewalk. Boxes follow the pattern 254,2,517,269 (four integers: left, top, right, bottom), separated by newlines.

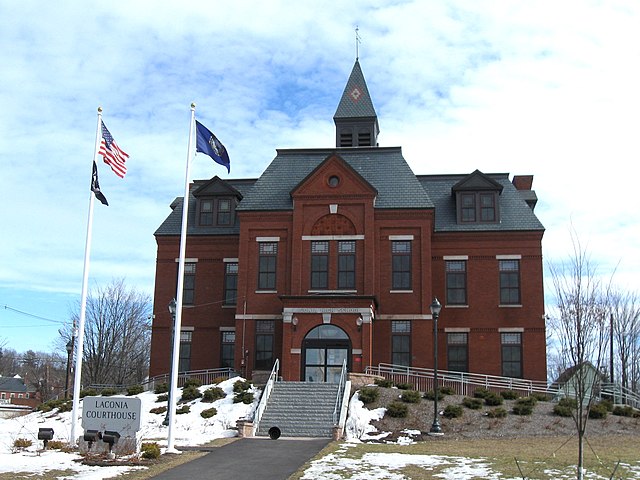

150,437,331,480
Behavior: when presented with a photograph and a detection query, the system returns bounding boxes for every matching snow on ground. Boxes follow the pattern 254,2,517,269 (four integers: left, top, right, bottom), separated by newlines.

0,376,257,479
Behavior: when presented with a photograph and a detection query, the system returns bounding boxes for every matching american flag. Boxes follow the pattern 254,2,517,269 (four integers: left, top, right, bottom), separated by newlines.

99,121,129,178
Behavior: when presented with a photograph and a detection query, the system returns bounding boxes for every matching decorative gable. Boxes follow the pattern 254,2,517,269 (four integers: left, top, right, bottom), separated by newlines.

192,176,243,227
291,153,378,200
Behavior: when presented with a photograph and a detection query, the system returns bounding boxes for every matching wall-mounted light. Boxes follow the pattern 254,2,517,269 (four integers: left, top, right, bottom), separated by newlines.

356,316,363,332
292,316,299,331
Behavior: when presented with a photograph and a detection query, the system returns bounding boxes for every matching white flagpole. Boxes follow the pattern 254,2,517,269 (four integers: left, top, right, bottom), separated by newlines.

167,103,196,453
70,106,103,445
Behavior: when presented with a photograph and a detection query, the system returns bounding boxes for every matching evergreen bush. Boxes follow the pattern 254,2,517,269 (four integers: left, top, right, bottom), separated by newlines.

100,388,118,396
462,397,483,410
202,386,225,403
401,389,421,403
358,387,380,405
150,406,167,415
80,388,98,398
512,397,535,415
154,382,169,394
500,390,519,400
141,442,161,459
589,402,608,419
553,398,576,417
484,392,504,406
200,407,218,419
443,404,463,419
180,385,202,402
424,390,445,401
233,379,251,393
233,391,254,404
182,378,203,389
473,387,491,399
374,378,393,388
487,407,508,418
386,401,409,418
176,405,190,414
13,438,32,451
531,392,551,402
395,382,413,390
612,405,635,417
127,385,144,396
440,386,455,395
156,393,168,403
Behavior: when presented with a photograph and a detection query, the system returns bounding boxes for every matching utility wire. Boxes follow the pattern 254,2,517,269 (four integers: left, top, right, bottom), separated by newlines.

1,304,69,325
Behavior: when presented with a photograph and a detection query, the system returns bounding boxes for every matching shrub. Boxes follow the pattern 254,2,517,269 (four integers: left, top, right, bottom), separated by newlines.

401,389,421,404
462,397,483,410
553,398,576,417
154,382,169,394
13,438,32,450
176,405,190,414
487,407,508,418
589,403,608,419
443,404,463,419
200,407,218,419
156,393,168,403
474,388,491,399
141,442,161,459
233,391,254,404
484,393,504,407
424,390,445,401
598,398,613,412
358,387,380,405
395,382,413,390
233,380,251,393
180,385,202,402
100,387,119,396
440,386,455,396
374,378,393,388
211,376,228,385
512,398,535,415
202,386,225,403
80,388,98,398
46,440,67,450
386,401,408,418
127,385,144,396
531,392,551,402
182,378,202,389
37,399,72,413
150,406,167,415
500,390,519,400
612,405,635,417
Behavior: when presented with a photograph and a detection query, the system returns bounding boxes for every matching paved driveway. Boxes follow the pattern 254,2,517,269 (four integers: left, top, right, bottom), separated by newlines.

150,437,331,480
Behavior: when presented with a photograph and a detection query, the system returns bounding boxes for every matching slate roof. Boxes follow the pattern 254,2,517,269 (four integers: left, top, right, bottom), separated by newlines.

418,174,545,232
0,376,27,393
155,178,256,236
236,147,433,211
333,59,377,119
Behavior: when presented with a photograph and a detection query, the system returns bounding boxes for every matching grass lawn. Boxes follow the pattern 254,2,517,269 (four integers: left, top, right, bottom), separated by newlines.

290,435,640,479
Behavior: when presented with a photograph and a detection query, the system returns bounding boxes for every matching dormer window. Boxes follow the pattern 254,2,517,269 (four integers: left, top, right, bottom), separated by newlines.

452,170,503,225
197,197,234,226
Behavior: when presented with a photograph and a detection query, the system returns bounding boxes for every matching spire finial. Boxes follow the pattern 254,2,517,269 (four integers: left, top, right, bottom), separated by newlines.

355,26,361,60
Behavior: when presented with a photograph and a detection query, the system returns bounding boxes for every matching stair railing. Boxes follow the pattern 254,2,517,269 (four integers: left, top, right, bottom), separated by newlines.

333,359,348,426
252,358,280,436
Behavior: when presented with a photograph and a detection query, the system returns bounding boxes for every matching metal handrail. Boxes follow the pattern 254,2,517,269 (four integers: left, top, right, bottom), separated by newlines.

333,359,348,425
252,359,280,436
601,382,640,408
143,367,236,391
365,363,550,396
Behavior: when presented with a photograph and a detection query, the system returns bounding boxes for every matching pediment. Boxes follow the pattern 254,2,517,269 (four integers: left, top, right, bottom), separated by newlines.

291,154,377,198
452,169,503,194
193,176,243,199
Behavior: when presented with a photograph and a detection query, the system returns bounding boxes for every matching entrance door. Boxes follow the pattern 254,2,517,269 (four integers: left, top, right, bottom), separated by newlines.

302,325,351,383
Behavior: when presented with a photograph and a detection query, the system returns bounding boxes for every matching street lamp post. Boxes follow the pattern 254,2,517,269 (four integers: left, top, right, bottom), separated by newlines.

64,339,73,399
163,299,177,427
429,297,443,436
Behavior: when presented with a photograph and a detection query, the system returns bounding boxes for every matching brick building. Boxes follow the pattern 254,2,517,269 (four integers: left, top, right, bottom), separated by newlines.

149,59,546,383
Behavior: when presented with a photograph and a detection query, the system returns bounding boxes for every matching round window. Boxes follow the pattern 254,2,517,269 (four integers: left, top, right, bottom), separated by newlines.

328,175,340,187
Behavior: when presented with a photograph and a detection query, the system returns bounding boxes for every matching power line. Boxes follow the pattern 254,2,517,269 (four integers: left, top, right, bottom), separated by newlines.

1,305,69,325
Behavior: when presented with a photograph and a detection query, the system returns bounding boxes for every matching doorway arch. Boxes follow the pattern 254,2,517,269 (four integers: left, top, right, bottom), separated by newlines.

302,324,351,382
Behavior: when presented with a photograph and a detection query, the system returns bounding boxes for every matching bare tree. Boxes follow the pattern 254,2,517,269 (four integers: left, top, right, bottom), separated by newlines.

65,279,152,387
548,232,610,480
609,289,640,391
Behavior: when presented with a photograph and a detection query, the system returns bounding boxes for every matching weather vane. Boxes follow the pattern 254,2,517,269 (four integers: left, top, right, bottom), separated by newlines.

355,25,361,59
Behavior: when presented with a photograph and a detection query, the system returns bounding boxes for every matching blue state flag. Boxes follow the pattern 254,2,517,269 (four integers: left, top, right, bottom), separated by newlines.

195,120,230,173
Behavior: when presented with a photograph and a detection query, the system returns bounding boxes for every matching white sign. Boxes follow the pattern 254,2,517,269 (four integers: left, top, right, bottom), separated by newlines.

82,396,142,435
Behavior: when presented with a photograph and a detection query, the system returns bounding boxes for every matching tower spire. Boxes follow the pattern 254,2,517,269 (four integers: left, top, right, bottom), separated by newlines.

355,26,361,60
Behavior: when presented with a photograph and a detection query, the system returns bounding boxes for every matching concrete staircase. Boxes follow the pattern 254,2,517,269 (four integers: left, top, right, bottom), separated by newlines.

256,382,339,438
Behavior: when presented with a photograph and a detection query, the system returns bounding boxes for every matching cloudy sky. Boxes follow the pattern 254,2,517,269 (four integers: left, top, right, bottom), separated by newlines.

1,1,639,354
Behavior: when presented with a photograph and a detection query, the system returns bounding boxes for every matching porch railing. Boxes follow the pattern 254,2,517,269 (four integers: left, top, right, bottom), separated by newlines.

333,359,349,426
